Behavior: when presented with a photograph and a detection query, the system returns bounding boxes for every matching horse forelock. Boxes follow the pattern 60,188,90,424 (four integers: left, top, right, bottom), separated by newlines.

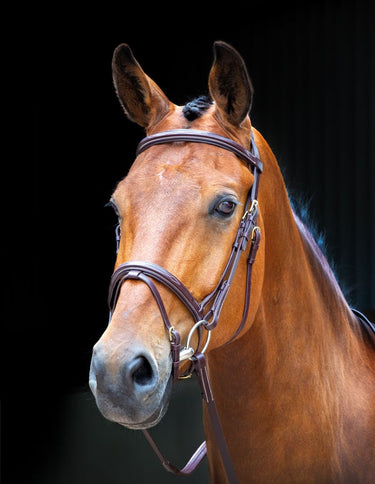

182,95,213,121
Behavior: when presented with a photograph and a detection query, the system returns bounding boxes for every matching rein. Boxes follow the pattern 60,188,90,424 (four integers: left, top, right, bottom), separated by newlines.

108,129,263,483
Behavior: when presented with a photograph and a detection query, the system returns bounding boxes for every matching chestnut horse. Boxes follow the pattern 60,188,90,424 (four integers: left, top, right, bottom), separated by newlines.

89,42,375,482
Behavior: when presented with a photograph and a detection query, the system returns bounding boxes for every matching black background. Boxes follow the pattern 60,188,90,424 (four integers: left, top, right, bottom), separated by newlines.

4,1,374,482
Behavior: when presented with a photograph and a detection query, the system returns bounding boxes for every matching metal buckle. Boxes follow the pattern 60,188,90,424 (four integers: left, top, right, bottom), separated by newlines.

168,326,176,342
251,225,260,241
179,320,211,362
242,199,258,221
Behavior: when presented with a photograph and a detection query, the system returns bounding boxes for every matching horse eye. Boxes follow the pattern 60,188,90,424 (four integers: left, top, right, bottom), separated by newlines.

215,199,237,217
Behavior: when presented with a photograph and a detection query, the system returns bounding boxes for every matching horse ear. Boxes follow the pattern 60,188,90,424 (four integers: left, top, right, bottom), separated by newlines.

112,44,172,128
208,41,253,127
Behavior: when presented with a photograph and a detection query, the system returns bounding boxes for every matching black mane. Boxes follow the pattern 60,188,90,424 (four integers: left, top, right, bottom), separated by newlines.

182,95,213,121
289,195,352,302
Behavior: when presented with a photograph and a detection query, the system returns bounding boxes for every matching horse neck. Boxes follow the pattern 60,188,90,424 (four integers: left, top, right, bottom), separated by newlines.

256,130,359,349
204,131,374,482
209,130,363,402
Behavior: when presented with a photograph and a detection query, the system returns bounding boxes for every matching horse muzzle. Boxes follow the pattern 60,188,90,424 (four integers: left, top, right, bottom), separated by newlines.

89,341,172,429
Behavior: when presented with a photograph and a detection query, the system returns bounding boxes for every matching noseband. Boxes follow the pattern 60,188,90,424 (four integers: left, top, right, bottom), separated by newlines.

108,128,263,483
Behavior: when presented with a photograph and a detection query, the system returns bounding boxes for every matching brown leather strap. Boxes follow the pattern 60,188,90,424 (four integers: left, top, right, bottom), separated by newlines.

136,128,263,174
226,226,261,344
200,190,260,332
193,353,239,483
108,263,204,380
142,353,239,484
142,430,207,475
108,262,204,323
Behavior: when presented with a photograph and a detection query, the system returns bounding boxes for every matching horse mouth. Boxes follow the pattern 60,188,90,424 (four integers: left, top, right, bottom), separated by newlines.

92,373,173,431
118,399,170,430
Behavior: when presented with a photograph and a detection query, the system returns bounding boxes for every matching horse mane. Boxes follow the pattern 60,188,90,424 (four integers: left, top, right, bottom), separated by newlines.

182,95,213,121
289,196,326,253
289,194,353,303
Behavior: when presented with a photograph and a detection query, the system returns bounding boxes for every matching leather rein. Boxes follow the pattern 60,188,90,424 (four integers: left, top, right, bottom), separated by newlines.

108,129,263,483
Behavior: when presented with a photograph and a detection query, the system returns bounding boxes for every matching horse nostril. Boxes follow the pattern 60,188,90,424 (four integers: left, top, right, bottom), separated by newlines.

90,346,159,404
131,356,154,387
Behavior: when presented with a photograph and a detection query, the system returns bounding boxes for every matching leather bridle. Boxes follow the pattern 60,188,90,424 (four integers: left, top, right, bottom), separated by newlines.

108,129,263,483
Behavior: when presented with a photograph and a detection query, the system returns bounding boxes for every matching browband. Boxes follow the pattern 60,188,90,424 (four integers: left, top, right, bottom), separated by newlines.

136,128,263,173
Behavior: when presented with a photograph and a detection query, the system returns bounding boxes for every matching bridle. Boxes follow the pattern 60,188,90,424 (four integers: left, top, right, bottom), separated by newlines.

108,128,263,483
109,129,263,372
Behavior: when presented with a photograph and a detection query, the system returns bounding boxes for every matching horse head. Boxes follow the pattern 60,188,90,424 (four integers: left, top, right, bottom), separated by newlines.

89,42,265,430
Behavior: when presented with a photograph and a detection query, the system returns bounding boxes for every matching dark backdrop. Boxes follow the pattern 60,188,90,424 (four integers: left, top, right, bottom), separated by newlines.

5,1,374,482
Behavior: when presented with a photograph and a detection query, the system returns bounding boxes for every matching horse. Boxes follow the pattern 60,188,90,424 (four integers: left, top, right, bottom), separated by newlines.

89,41,375,483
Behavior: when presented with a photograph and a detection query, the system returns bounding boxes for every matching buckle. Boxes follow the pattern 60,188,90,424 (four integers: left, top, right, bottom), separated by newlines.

179,320,211,362
242,199,258,221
